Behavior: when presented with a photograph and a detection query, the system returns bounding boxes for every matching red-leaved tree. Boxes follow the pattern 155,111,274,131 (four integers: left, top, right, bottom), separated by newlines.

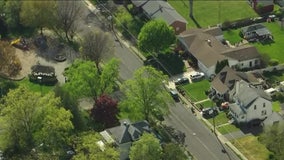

90,94,119,129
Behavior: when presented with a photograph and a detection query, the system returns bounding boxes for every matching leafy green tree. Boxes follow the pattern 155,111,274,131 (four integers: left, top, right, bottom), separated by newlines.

259,123,284,159
1,0,22,29
119,66,172,121
215,59,229,74
0,86,73,155
63,59,119,99
54,85,88,131
138,20,176,54
20,1,57,34
72,131,119,160
162,143,187,160
129,133,162,160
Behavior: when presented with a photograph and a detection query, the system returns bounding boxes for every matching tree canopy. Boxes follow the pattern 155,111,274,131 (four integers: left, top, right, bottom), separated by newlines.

0,86,73,156
72,131,119,160
129,133,162,160
162,143,187,160
90,94,119,129
20,1,57,34
138,20,176,54
119,66,172,121
63,59,119,99
259,123,284,159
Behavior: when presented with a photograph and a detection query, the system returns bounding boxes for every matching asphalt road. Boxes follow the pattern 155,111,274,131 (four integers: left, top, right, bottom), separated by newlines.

79,1,240,160
165,102,240,160
76,1,143,81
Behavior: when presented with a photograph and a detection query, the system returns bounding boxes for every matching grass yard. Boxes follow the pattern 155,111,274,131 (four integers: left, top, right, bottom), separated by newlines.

272,101,282,112
254,22,284,64
208,111,229,126
182,79,210,102
218,124,240,134
168,0,257,28
231,135,271,160
223,29,243,45
16,78,54,95
197,99,215,109
263,70,284,86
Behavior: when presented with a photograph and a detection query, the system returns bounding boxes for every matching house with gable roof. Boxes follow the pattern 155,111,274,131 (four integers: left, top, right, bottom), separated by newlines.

178,27,261,77
131,0,188,34
210,66,263,101
100,119,151,160
229,80,272,124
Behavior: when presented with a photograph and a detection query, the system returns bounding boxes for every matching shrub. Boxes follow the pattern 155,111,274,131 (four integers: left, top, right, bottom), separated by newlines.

268,59,279,66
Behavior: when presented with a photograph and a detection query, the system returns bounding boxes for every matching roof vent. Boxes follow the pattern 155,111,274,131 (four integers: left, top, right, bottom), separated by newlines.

207,39,212,47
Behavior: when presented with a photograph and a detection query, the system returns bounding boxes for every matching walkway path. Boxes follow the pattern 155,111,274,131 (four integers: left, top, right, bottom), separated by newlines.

194,98,210,105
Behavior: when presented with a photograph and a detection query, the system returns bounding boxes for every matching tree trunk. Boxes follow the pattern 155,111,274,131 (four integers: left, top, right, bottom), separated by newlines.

40,27,43,35
65,31,70,43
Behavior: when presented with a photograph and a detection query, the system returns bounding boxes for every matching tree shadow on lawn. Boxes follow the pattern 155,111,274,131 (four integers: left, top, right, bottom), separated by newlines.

190,16,202,28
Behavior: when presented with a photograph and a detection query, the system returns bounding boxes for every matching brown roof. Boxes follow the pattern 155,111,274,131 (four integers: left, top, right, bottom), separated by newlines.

211,66,260,94
221,45,261,61
178,29,260,68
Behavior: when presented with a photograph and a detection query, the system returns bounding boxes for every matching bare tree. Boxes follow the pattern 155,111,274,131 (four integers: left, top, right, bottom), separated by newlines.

81,29,114,73
55,0,81,42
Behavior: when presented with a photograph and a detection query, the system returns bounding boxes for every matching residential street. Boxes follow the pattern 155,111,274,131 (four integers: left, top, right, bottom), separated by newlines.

79,1,240,160
165,102,240,160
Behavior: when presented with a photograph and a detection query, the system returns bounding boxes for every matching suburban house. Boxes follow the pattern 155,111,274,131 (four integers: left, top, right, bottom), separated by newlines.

240,23,272,41
100,120,151,160
210,66,263,101
229,80,273,125
248,0,274,14
178,28,262,77
130,0,188,34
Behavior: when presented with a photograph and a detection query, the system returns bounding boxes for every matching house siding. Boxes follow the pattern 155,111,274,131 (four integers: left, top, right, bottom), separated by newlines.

198,61,215,77
246,98,272,122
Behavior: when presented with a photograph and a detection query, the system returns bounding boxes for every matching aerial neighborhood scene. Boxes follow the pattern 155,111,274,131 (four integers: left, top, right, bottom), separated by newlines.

1,0,284,159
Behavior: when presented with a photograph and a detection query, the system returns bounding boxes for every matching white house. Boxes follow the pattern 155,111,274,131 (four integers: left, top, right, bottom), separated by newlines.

229,80,272,124
178,28,261,77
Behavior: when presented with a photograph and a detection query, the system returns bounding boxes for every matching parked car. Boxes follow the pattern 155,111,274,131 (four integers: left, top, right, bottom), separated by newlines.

190,72,205,81
202,107,218,119
169,89,179,102
174,77,189,85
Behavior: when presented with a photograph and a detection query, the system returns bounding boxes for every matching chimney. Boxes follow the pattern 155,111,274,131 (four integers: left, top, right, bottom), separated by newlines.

207,39,212,47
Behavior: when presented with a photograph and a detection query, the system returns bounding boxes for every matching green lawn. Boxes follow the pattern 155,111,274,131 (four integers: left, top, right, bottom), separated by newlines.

231,135,271,160
16,78,54,95
272,101,282,112
208,111,229,126
223,29,243,45
254,22,284,64
168,0,257,28
182,80,210,102
218,124,240,135
197,99,215,109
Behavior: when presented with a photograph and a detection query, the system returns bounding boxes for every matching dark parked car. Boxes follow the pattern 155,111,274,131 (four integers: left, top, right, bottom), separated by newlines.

174,77,189,85
202,107,218,119
169,90,179,102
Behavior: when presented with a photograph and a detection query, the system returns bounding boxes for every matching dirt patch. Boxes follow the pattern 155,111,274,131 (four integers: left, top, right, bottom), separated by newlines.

10,49,38,80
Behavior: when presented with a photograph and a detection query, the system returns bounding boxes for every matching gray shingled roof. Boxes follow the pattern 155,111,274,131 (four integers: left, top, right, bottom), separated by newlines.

221,45,261,61
234,80,271,109
106,120,150,144
131,0,187,25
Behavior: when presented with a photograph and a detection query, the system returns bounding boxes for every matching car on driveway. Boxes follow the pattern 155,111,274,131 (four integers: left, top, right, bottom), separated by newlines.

174,77,189,85
190,72,205,82
202,107,218,119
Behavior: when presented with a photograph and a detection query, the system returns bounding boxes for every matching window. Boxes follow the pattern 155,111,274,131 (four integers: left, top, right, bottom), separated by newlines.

249,61,252,67
254,105,257,110
255,60,258,65
263,103,266,108
261,110,267,116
